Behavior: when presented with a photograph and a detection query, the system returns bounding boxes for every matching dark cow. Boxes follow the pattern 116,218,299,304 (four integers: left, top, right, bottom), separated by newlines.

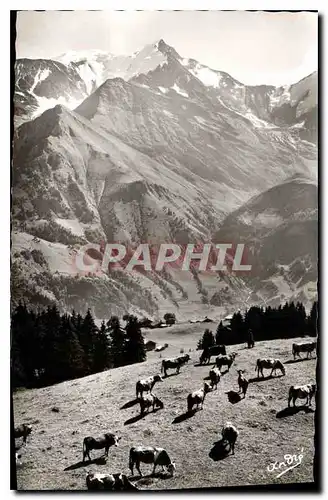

82,433,121,462
14,424,32,444
136,374,163,398
187,382,211,412
288,383,316,407
216,353,237,372
237,370,249,397
129,446,175,476
139,394,164,415
292,341,317,360
221,422,239,455
161,354,190,377
86,472,139,490
199,345,226,364
247,330,255,348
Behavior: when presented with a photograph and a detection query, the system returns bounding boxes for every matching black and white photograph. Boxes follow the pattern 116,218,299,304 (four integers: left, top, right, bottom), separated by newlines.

10,9,319,491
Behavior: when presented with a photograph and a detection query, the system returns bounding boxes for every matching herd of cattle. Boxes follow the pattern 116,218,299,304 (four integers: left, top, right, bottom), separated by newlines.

14,339,317,490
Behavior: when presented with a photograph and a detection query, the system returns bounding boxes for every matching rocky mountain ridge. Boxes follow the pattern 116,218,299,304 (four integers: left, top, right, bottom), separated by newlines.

12,40,318,317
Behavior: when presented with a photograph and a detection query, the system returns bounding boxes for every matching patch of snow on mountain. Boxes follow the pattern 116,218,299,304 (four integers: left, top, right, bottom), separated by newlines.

75,63,97,94
290,121,306,129
171,83,189,98
163,110,175,118
269,85,291,109
180,58,189,67
254,211,284,228
56,49,110,65
243,111,276,129
30,68,51,93
158,86,168,94
236,209,284,229
13,232,76,275
194,116,207,125
190,64,222,88
32,95,86,119
55,218,85,237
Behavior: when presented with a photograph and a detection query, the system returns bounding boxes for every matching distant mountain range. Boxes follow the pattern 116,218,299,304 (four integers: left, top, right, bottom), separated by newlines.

12,39,318,319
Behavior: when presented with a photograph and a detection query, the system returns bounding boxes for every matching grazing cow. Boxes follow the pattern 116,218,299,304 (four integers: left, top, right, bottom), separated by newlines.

221,422,239,455
187,382,211,412
14,424,32,444
15,452,22,466
136,374,163,398
216,353,237,372
199,344,226,364
288,383,316,407
82,433,121,462
255,358,285,377
209,367,221,389
139,394,164,415
237,370,249,397
161,354,190,377
292,341,317,360
129,446,175,477
86,472,139,491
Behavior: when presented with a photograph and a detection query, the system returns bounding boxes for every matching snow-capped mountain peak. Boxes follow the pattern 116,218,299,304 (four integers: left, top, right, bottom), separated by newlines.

55,49,113,65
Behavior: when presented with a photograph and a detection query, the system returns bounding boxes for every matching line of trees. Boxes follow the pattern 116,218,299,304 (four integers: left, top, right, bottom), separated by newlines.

11,304,146,389
197,301,318,349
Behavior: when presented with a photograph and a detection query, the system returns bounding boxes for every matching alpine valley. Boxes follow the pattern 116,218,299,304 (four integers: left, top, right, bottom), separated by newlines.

12,40,318,319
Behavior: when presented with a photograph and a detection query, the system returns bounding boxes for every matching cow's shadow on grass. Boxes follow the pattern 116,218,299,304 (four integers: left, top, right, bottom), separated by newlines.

249,374,284,383
209,439,231,462
276,405,315,419
200,369,228,378
124,408,163,426
285,358,315,365
130,471,172,482
120,398,139,410
194,362,214,367
225,391,243,404
64,456,107,471
163,372,182,378
172,409,197,424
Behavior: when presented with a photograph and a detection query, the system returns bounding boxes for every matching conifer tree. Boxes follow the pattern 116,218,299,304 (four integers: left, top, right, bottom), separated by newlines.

216,321,228,345
125,315,146,365
197,329,215,350
307,301,318,337
107,316,127,367
93,320,111,372
77,309,98,374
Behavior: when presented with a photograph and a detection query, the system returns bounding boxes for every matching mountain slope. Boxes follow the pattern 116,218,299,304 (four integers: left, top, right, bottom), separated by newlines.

12,40,318,316
13,335,316,490
214,175,318,306
12,104,244,316
14,59,90,125
75,69,316,214
16,41,317,146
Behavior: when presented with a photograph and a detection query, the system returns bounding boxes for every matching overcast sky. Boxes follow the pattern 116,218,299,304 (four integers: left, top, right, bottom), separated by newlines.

16,10,318,85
